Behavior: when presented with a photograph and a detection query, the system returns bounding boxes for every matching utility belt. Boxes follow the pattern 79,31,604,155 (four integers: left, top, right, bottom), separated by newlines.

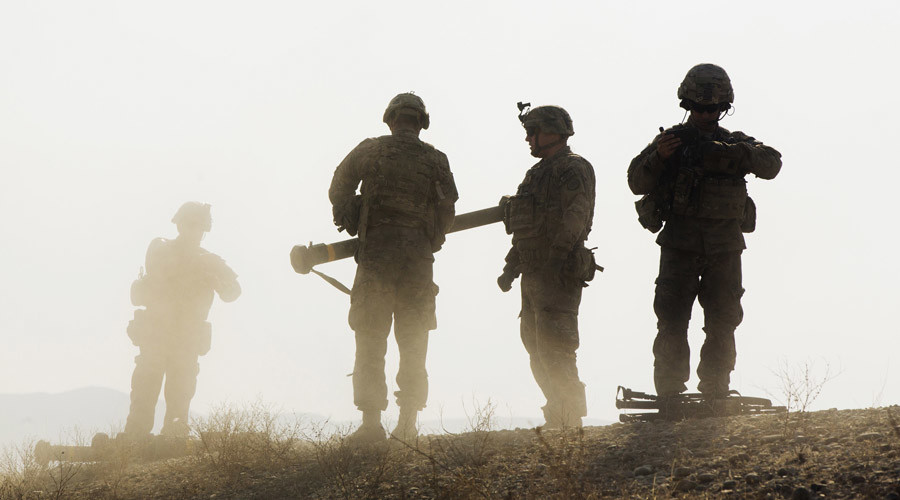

366,206,429,228
513,242,600,284
127,309,213,356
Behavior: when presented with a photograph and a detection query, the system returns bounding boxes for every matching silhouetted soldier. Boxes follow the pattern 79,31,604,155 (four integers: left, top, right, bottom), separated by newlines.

124,202,241,437
497,104,597,428
628,64,782,398
329,93,457,443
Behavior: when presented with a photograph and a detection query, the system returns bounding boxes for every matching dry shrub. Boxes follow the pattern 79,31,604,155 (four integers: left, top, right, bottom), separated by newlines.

193,400,303,481
426,397,498,469
769,359,836,438
532,426,589,498
0,439,42,500
302,422,400,500
1,430,94,500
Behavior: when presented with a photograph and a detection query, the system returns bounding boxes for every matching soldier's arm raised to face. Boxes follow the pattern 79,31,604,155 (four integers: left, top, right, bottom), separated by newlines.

730,132,782,180
328,139,376,232
209,256,241,303
550,158,595,260
627,136,667,195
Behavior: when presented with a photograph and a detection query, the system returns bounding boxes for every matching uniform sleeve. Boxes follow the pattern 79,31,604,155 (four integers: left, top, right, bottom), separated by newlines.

731,132,782,180
433,151,458,242
502,246,520,275
627,136,667,195
328,139,376,230
207,254,241,303
551,157,596,259
143,238,166,273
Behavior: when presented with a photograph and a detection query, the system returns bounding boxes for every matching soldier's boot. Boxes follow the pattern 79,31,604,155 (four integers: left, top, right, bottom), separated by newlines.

654,360,688,398
549,383,587,429
348,410,386,445
544,406,584,430
540,403,568,430
697,376,731,399
160,418,191,438
390,407,419,443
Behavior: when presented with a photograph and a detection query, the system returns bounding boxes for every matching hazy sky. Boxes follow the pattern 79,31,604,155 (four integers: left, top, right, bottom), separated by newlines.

1,1,898,434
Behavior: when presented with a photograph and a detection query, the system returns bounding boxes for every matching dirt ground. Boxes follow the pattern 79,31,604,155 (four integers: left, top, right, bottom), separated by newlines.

3,406,898,499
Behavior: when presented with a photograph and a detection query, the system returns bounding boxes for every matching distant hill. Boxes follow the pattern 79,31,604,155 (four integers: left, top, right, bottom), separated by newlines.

0,387,161,447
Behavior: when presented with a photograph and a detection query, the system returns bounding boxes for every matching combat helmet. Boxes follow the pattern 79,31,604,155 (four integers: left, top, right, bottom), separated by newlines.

383,93,430,130
171,202,212,232
518,104,574,136
677,63,734,111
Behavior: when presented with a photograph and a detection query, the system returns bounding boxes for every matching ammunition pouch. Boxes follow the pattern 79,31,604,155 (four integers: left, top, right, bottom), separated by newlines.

565,246,600,284
635,194,663,233
670,167,699,215
741,196,756,233
127,308,151,347
669,167,747,220
696,178,747,219
504,194,544,238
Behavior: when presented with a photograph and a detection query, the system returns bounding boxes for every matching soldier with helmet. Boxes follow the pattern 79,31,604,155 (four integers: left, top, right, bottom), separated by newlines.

497,103,597,429
628,64,782,399
329,93,458,443
124,202,241,437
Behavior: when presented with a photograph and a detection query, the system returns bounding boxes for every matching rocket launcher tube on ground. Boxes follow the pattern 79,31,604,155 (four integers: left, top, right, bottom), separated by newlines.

290,197,509,275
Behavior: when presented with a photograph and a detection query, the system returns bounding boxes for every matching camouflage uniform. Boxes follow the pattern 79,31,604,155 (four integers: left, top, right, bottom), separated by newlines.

125,202,240,436
628,64,782,397
329,94,457,418
501,105,596,426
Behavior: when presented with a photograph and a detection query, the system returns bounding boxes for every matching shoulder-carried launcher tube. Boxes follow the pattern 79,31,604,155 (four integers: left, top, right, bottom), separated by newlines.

290,197,509,275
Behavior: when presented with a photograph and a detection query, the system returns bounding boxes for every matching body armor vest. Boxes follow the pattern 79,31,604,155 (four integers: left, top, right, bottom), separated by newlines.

666,132,747,220
360,136,438,234
505,153,594,268
507,162,562,242
136,239,216,324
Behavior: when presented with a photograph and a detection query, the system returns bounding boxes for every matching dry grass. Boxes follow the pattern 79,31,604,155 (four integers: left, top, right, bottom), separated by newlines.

2,402,899,499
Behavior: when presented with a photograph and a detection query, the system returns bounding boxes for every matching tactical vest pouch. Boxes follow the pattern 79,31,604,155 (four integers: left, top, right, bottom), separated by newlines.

504,194,537,236
741,196,757,233
696,179,747,219
127,308,150,347
670,167,698,215
635,194,663,233
565,246,601,284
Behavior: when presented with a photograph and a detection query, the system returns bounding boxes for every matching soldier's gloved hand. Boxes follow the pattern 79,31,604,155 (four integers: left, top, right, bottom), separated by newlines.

656,133,682,161
497,270,517,292
701,141,744,175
